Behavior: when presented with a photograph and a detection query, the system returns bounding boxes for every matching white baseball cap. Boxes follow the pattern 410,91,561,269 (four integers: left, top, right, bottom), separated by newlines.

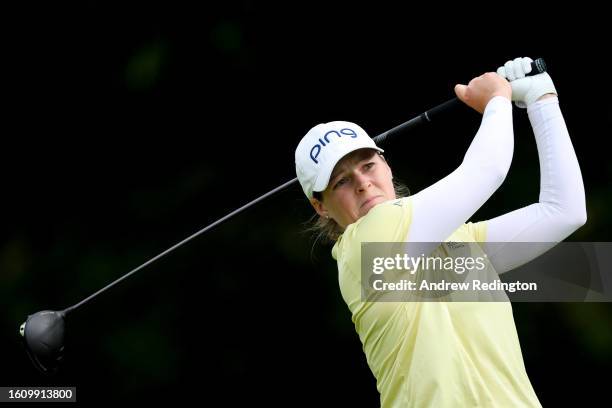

295,121,384,199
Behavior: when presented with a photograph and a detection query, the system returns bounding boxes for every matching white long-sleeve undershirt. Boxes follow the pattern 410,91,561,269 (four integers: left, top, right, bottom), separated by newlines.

405,96,586,274
482,97,587,272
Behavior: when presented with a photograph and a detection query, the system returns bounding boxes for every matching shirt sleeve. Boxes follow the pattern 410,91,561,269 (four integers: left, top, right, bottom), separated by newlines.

404,96,513,257
480,96,587,273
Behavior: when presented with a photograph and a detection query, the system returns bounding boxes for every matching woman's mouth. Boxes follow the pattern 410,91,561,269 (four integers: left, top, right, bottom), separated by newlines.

361,195,383,210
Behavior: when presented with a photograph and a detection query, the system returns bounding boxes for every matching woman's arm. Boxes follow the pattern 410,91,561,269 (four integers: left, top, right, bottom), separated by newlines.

404,73,513,256
482,96,587,273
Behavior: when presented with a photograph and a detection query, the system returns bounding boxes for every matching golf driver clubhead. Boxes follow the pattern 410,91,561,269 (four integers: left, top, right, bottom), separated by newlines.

20,310,66,375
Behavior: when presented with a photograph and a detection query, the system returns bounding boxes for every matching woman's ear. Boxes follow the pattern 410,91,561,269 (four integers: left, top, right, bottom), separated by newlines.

310,197,328,218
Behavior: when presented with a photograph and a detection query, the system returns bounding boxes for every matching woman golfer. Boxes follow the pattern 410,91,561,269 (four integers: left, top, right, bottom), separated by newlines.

295,57,586,407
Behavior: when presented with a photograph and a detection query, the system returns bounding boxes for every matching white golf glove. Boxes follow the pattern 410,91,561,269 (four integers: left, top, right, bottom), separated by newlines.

496,57,557,108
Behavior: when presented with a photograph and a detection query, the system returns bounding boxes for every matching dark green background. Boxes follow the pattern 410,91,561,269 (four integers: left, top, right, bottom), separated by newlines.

2,2,610,405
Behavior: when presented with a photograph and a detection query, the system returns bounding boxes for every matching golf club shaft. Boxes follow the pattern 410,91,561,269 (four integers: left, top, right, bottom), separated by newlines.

62,178,298,314
62,57,548,315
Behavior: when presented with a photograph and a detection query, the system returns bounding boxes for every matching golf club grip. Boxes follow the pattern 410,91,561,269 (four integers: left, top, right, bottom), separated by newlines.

502,57,547,77
529,57,547,75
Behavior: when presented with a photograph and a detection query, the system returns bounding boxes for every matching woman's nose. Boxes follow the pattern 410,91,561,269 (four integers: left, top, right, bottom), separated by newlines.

355,173,371,192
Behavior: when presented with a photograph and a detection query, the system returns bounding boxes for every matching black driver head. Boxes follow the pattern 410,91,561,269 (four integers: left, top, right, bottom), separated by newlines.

20,310,66,374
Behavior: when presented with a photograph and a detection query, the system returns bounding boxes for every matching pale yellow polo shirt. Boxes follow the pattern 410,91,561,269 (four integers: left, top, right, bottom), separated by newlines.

331,197,542,407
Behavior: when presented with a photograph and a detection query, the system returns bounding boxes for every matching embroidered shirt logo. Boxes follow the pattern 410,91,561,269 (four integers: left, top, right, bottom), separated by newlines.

446,242,466,250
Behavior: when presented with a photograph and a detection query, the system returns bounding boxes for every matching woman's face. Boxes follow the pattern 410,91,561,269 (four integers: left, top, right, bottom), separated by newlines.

312,148,396,230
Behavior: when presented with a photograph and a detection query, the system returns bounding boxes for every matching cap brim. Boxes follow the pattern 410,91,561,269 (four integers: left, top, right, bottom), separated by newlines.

312,146,384,194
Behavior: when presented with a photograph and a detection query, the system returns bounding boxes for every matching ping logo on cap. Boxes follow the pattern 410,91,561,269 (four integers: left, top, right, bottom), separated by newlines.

310,128,358,164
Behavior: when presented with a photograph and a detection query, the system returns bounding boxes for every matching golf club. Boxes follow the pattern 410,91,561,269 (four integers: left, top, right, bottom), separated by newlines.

20,58,548,374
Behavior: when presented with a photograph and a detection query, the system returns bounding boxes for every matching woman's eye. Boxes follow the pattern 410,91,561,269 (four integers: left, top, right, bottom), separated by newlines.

365,162,375,170
334,178,348,189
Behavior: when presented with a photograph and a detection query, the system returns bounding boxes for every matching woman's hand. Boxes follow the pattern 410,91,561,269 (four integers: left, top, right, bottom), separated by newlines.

454,72,512,114
496,57,557,108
